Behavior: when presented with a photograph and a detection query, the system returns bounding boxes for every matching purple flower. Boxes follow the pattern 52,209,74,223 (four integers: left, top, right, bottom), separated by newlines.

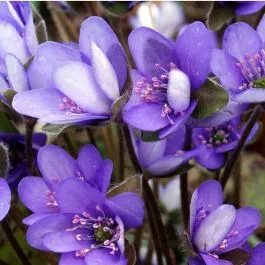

189,180,261,265
0,178,11,221
123,22,216,138
0,1,37,103
12,16,127,126
219,1,265,16
247,243,265,265
0,132,46,187
192,117,259,170
19,144,144,265
131,126,203,176
211,17,265,104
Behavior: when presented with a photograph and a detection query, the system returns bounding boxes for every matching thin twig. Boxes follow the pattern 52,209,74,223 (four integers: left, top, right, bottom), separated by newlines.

1,219,32,265
220,105,262,189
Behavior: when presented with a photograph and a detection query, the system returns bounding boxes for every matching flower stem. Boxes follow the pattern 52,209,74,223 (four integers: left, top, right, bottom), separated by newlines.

62,133,76,157
118,126,125,181
220,105,262,189
180,173,189,230
1,219,32,265
86,128,97,146
24,116,37,175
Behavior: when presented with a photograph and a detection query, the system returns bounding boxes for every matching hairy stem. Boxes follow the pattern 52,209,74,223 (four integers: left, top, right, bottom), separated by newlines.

220,105,262,189
24,116,37,175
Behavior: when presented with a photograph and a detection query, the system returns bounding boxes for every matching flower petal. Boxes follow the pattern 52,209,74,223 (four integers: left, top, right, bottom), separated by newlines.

12,88,64,118
235,2,265,16
189,257,205,265
194,205,236,253
257,14,265,44
77,144,103,182
5,54,29,92
37,145,78,189
26,213,73,250
175,21,216,90
233,88,265,103
18,177,55,213
28,41,81,90
106,192,144,228
223,22,262,62
23,213,54,226
167,69,191,112
247,243,265,265
147,147,203,176
79,16,127,89
59,253,86,265
43,231,89,252
201,254,232,265
0,21,28,63
196,150,225,170
55,178,105,213
123,103,170,131
216,207,261,254
85,248,127,265
138,138,167,168
91,41,120,100
0,178,11,221
128,27,177,79
190,180,223,239
211,49,245,93
53,61,110,114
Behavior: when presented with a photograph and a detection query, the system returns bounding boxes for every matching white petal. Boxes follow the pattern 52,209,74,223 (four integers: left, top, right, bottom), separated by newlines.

194,204,236,252
5,54,29,92
91,41,120,101
167,69,191,112
0,22,28,63
53,61,110,115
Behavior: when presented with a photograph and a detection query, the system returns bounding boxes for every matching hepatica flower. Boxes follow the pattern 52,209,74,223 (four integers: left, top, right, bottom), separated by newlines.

1,132,46,187
12,16,127,125
246,243,265,265
211,17,265,104
192,117,259,170
131,126,203,176
19,144,144,264
0,1,37,102
123,21,215,138
189,180,261,265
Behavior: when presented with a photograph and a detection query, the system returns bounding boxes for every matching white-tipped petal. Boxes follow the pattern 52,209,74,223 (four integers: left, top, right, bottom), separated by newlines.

167,69,191,112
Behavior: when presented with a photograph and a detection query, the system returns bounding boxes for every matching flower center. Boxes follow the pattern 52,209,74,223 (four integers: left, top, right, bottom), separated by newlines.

59,96,84,116
66,206,120,258
46,191,59,212
216,229,239,252
135,62,179,125
197,124,233,148
237,50,265,90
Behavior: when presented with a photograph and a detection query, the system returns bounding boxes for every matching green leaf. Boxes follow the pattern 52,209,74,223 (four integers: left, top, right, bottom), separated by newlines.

141,130,160,142
192,78,229,119
107,174,142,198
207,2,235,31
0,143,9,178
41,123,72,135
0,112,19,134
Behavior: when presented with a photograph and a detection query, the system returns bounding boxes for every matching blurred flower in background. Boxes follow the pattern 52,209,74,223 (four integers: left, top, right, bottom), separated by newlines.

129,1,184,38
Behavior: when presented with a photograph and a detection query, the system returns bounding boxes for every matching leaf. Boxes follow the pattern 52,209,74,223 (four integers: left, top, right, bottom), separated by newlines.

0,143,9,178
3,89,17,105
107,174,142,198
141,130,160,142
41,123,72,135
192,78,229,119
220,248,250,265
0,112,19,134
207,2,235,31
125,240,136,265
